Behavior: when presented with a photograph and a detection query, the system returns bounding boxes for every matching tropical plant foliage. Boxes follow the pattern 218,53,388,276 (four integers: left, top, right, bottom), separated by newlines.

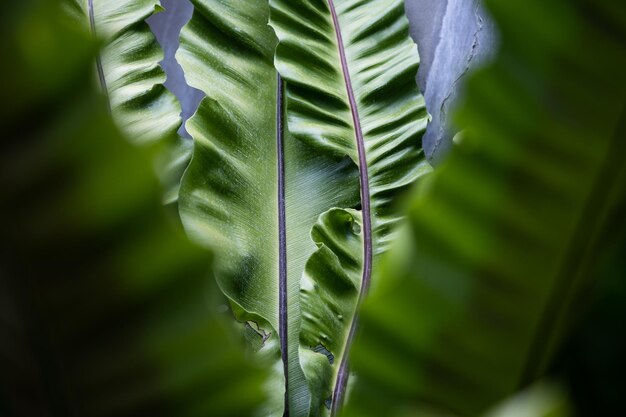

176,0,430,415
64,0,191,203
342,0,626,415
1,0,625,416
1,2,264,416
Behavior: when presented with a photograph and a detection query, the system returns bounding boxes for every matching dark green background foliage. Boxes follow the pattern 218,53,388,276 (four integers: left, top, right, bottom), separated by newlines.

0,2,264,416
344,0,626,415
1,0,625,416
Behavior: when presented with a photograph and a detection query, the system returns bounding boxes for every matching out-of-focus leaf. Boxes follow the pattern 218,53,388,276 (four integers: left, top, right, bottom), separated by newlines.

485,382,572,417
0,3,265,416
343,0,626,415
552,205,626,415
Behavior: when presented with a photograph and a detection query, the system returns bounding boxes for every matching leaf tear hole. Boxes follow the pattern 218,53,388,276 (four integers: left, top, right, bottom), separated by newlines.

312,343,335,365
325,398,332,410
245,321,270,348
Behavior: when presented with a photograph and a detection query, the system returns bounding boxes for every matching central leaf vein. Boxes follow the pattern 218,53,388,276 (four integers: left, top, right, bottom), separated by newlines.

326,1,373,414
277,74,289,417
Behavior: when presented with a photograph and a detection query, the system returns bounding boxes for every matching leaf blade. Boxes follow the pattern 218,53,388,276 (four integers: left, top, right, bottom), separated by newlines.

177,1,360,415
269,0,430,412
342,0,626,415
0,4,267,414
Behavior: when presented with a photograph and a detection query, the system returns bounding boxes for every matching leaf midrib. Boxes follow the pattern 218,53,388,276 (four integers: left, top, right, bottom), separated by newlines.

276,74,290,417
87,0,110,105
326,1,374,415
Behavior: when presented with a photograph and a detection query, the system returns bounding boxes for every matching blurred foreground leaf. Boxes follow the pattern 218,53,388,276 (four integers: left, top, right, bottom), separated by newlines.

485,381,572,417
343,0,626,415
0,2,265,416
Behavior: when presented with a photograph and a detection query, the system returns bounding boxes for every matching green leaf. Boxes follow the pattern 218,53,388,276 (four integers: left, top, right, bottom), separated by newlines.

269,0,431,413
176,1,360,415
0,3,266,415
342,0,626,415
65,0,190,203
67,0,181,144
299,209,363,416
485,382,572,417
157,135,194,205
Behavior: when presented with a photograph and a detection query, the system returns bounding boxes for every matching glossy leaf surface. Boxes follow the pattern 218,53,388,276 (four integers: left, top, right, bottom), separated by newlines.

65,0,190,203
66,0,181,143
176,1,361,415
269,0,431,413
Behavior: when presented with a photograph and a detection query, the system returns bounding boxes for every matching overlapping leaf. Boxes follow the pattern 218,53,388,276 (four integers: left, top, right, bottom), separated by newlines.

176,1,361,415
64,0,190,203
0,4,266,415
342,0,626,415
269,0,431,413
299,208,363,416
65,0,180,143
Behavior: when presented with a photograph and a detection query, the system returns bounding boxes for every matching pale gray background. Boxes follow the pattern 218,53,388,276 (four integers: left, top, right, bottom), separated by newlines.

147,0,497,162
